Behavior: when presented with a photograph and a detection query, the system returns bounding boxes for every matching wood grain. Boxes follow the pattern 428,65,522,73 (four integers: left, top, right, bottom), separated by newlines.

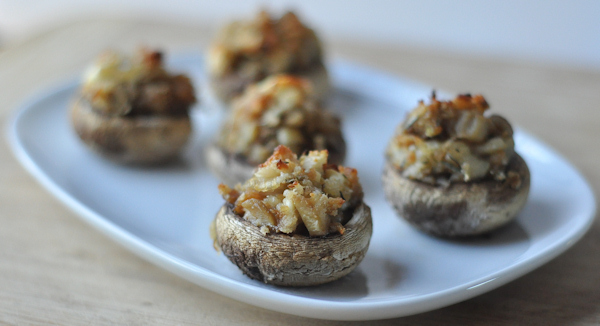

0,19,598,325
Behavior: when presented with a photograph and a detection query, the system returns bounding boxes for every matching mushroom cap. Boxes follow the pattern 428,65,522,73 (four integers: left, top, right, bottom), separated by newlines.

70,97,192,164
205,139,346,187
382,153,530,237
209,63,330,103
214,202,373,286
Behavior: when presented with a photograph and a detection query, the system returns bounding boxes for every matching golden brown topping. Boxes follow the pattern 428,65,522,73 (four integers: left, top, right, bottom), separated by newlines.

81,48,196,116
387,93,518,184
217,75,343,164
219,145,363,237
207,11,323,79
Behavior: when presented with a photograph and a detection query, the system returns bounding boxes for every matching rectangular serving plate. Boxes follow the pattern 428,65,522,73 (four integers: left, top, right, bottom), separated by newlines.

7,54,596,320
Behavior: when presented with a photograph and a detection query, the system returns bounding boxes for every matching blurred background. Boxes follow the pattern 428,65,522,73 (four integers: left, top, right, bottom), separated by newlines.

1,0,599,70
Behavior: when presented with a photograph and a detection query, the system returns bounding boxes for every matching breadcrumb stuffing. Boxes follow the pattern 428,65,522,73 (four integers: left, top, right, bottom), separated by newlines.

207,11,323,80
217,75,343,164
219,145,363,236
387,93,519,185
81,48,196,116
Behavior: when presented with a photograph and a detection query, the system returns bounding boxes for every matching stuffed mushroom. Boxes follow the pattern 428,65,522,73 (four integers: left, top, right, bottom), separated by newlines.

207,10,330,102
70,48,196,164
383,93,530,236
206,74,345,186
213,145,372,286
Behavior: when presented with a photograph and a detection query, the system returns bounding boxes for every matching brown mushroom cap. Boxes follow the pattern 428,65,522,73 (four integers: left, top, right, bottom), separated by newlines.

382,153,530,237
210,63,330,103
70,97,192,164
214,202,373,286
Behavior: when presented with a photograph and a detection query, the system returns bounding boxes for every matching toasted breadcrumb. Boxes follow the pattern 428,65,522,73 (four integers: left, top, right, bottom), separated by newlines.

387,93,520,186
207,11,323,80
82,48,196,116
217,75,342,164
219,145,363,236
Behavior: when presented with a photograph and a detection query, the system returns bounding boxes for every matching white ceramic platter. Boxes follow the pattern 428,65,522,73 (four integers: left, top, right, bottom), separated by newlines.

7,54,596,321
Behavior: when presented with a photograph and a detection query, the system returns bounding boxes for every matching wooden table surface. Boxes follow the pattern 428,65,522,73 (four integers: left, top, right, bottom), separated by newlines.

1,19,598,325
